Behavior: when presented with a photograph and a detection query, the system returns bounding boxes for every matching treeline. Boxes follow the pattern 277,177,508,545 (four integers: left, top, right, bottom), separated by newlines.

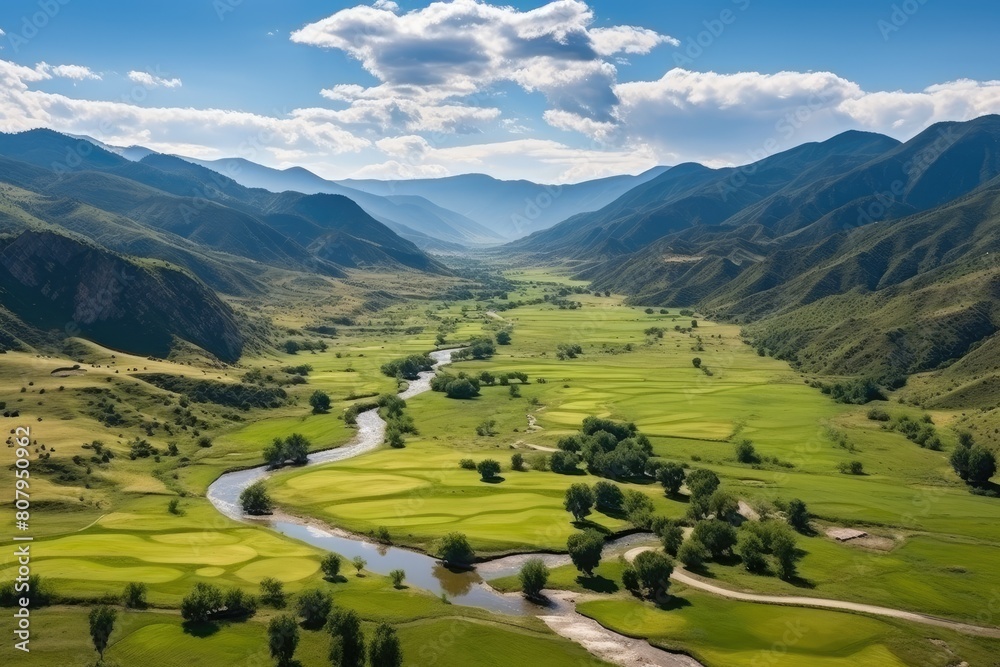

136,374,287,409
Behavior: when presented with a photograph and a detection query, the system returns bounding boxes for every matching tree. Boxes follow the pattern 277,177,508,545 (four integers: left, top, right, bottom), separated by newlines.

567,530,604,576
296,588,333,628
268,614,299,666
691,520,737,560
437,532,475,567
445,378,480,399
685,468,720,499
691,357,702,368
122,581,147,609
181,582,223,623
310,390,332,414
550,450,580,474
476,419,498,436
593,481,625,513
656,463,686,497
327,608,366,667
511,452,525,471
477,459,502,481
786,499,810,533
479,371,496,386
368,622,403,667
321,553,342,580
622,490,655,528
621,565,640,594
260,577,286,608
736,528,768,572
519,558,549,600
839,460,864,475
734,438,760,464
496,330,512,345
385,426,406,449
351,556,367,575
264,438,287,468
633,550,674,598
240,480,274,515
222,587,258,619
509,384,521,398
771,530,800,580
968,446,997,486
708,490,740,524
564,483,595,522
88,605,116,661
389,569,405,588
380,354,434,380
677,539,706,569
951,446,971,481
284,433,310,464
659,520,684,557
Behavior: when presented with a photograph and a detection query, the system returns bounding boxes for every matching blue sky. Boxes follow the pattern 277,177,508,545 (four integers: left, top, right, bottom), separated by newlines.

1,0,999,182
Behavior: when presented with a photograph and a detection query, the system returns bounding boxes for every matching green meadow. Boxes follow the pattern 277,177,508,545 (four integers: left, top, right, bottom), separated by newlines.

2,269,1000,665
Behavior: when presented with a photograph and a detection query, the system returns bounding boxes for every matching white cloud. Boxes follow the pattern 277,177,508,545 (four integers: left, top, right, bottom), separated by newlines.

127,70,182,89
291,0,674,128
36,63,102,81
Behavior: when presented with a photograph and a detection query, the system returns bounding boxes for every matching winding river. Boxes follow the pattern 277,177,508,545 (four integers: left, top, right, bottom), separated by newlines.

207,349,701,666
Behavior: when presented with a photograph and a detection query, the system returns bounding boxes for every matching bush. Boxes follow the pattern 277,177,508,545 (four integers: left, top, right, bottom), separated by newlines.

320,553,342,580
239,481,273,515
677,539,706,569
866,407,891,421
656,462,686,496
389,569,406,588
477,459,502,481
459,458,477,470
528,453,550,471
564,483,595,521
593,481,625,513
691,520,737,559
550,450,580,474
838,460,865,475
786,499,810,532
692,357,702,368
122,582,148,609
519,558,549,599
260,577,286,608
437,532,475,567
567,529,605,576
309,390,331,414
968,446,998,486
659,520,684,556
268,615,299,666
496,330,512,345
511,452,525,471
181,583,224,623
295,588,332,628
734,438,760,464
633,550,674,598
621,565,640,594
380,354,435,380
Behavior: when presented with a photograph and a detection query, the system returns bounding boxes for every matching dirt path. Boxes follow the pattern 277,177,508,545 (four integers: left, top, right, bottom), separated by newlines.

538,591,703,667
621,549,1000,638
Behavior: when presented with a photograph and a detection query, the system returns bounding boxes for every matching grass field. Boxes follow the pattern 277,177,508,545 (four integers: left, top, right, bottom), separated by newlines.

3,267,1000,666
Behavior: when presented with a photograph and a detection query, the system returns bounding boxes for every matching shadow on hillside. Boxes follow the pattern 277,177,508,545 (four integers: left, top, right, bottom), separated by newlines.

182,621,219,638
576,575,619,594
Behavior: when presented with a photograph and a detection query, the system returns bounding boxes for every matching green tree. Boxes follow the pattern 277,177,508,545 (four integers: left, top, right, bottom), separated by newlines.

564,483,595,522
691,519,737,560
633,550,674,598
510,452,525,471
567,530,604,576
659,520,684,557
786,499,810,533
310,390,332,414
296,588,333,628
593,481,625,512
519,558,549,600
477,459,502,481
389,569,405,588
327,608,366,667
284,433,310,464
951,446,971,481
691,357,702,368
736,528,768,572
550,450,580,474
734,438,760,464
263,438,287,468
621,564,640,594
656,463,686,497
708,490,740,524
180,582,223,622
351,556,367,575
968,446,998,486
772,529,800,580
677,539,706,569
268,614,299,666
88,605,116,662
260,577,286,608
685,468,720,499
240,480,274,515
122,581,147,609
321,553,342,580
445,378,480,399
496,330,512,345
368,622,403,667
437,532,475,567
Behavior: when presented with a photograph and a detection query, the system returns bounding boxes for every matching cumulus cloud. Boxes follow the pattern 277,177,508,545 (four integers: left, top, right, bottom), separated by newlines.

291,0,673,129
127,70,182,89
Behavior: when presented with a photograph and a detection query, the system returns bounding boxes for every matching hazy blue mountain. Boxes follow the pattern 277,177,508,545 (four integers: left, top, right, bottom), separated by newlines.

339,167,670,239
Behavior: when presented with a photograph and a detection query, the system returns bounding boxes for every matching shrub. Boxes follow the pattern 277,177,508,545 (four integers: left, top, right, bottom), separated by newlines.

866,407,891,421
477,459,502,481
459,458,477,470
309,390,331,414
734,438,760,464
437,532,475,566
838,460,865,475
122,582,148,609
677,539,706,569
295,588,332,628
380,354,434,380
519,558,549,599
239,481,273,515
259,577,286,608
511,452,525,471
320,553,342,580
550,450,580,474
389,569,406,588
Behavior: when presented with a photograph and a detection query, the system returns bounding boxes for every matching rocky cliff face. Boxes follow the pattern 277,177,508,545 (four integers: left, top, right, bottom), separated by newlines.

0,230,244,361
